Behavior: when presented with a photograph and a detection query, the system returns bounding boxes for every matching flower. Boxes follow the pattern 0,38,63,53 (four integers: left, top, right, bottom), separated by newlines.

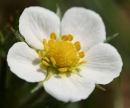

7,6,123,102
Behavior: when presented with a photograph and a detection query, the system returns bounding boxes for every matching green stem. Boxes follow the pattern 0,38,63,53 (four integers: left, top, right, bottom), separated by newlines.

0,57,7,108
113,79,124,108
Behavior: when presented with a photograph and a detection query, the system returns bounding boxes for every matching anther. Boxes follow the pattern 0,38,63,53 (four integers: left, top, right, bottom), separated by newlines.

42,60,50,66
48,39,54,45
73,58,80,64
61,35,68,41
38,51,43,59
44,57,50,62
44,46,49,51
74,41,81,51
43,39,47,46
79,51,85,58
74,41,80,46
75,45,81,51
68,67,75,71
58,68,67,72
50,57,56,65
68,34,73,41
79,61,87,65
50,32,57,40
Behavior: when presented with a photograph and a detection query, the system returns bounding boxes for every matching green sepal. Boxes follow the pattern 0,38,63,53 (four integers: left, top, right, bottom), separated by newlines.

31,67,56,93
104,33,118,43
11,27,25,42
56,4,62,19
72,70,82,77
95,84,106,91
43,67,56,82
11,27,40,52
31,81,43,93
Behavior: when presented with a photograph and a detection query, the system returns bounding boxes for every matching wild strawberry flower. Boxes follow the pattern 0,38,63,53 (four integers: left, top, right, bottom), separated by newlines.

7,6,123,102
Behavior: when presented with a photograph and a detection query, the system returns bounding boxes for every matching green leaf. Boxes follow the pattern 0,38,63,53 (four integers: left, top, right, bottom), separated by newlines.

95,84,106,91
104,33,119,43
11,27,25,42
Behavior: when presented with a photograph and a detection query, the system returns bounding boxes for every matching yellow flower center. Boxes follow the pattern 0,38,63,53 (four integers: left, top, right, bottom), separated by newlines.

38,32,86,73
48,41,78,67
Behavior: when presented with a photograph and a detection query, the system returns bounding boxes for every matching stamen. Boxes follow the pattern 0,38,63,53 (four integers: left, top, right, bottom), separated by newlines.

74,41,81,51
75,45,81,51
68,67,75,71
68,34,73,41
43,39,47,46
75,58,80,62
74,41,80,46
38,33,86,74
50,32,57,40
44,57,50,62
48,39,54,45
42,60,50,66
61,35,68,41
43,39,48,51
50,57,56,65
72,58,80,65
58,68,67,72
79,61,87,65
38,51,43,59
44,46,49,51
79,51,85,58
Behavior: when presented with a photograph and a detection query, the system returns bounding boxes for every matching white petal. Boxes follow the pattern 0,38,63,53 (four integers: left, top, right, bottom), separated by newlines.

19,6,60,50
7,42,46,82
43,74,95,102
61,7,106,51
80,43,123,84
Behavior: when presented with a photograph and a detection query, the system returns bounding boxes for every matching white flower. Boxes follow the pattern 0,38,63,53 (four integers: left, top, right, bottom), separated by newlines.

7,6,123,102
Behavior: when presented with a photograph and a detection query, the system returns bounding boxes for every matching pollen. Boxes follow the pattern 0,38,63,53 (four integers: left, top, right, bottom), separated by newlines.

38,32,86,73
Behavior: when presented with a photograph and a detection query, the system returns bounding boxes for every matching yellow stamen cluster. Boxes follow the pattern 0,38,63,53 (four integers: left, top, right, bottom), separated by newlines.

38,32,86,73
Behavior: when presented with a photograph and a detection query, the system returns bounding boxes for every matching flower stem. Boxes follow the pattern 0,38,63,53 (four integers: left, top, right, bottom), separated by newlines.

113,79,124,108
0,57,7,108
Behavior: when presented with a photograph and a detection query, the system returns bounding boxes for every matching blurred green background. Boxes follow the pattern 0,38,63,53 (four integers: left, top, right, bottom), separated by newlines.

0,0,130,108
